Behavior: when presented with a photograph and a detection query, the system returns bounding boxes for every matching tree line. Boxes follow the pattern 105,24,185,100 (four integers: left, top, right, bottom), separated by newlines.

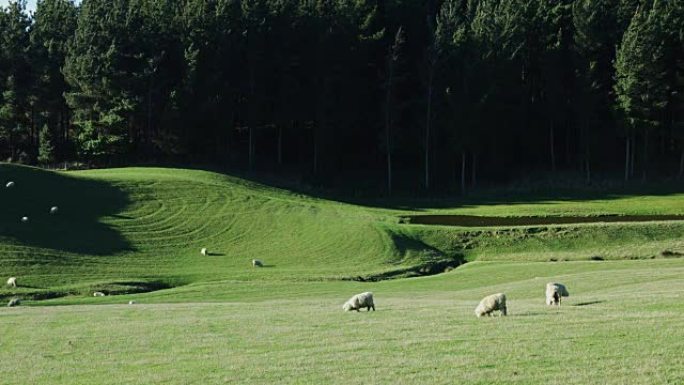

0,0,682,193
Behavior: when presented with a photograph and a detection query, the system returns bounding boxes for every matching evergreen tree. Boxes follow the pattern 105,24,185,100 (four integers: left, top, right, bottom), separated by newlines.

658,1,684,178
0,0,679,190
383,26,405,195
30,0,78,160
241,0,269,170
37,124,55,164
615,2,668,180
0,1,32,161
574,0,634,181
435,0,470,192
64,0,133,161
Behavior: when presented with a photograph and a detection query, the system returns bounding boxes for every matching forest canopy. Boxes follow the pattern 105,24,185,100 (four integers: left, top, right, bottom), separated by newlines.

0,0,682,192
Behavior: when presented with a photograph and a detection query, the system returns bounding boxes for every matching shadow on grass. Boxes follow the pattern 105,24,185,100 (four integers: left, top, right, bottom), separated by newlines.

572,300,605,307
195,166,684,212
0,164,132,255
339,182,684,212
86,164,684,212
347,230,465,281
111,214,133,220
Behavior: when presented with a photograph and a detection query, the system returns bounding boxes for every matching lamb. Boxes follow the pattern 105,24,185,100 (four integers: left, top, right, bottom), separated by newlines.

50,206,59,214
7,298,20,307
342,292,375,312
252,259,263,267
475,293,507,317
200,248,208,256
545,282,569,306
6,277,16,288
93,291,106,297
5,181,14,188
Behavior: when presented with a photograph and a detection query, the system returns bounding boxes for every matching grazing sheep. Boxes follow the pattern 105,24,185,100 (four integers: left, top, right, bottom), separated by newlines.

5,181,14,188
475,293,507,317
6,277,16,288
200,248,208,256
342,292,375,312
252,259,263,267
545,282,569,306
50,206,59,214
7,298,20,307
128,300,137,305
93,291,106,297
21,216,28,223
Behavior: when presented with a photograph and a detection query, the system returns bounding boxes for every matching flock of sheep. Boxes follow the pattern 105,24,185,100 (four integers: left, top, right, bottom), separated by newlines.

5,180,58,223
200,247,264,267
6,180,53,306
342,282,569,317
472,282,568,317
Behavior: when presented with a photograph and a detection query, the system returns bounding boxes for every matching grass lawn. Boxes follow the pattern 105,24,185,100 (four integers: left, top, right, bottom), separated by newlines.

2,259,683,385
0,164,683,384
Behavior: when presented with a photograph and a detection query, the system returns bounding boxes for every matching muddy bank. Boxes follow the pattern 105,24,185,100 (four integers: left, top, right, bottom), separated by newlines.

404,214,684,227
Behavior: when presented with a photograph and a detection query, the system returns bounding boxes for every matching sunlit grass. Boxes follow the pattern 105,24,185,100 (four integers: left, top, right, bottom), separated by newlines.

0,164,683,384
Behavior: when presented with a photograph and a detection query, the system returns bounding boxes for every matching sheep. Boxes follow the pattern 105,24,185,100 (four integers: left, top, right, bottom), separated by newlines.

252,259,263,267
21,216,28,223
5,181,14,188
6,277,16,288
475,293,507,317
545,282,569,306
7,298,20,307
128,300,137,305
342,292,375,312
50,206,59,214
93,291,106,297
200,248,208,256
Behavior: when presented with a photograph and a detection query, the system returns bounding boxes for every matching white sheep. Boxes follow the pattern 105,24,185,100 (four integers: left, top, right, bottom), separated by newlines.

252,259,263,267
200,248,208,256
343,292,375,312
93,291,106,297
545,282,569,306
7,298,20,307
128,300,137,305
6,277,16,288
50,206,59,214
5,181,14,188
475,293,507,317
21,216,28,223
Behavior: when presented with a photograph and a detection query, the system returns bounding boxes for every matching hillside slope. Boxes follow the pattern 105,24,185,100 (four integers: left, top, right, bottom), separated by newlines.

1,164,683,303
0,165,446,298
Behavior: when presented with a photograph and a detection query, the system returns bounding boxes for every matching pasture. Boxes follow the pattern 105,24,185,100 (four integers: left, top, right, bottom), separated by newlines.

0,164,683,384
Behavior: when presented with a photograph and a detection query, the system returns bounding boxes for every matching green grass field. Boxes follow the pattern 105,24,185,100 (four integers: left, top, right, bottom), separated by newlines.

1,164,683,384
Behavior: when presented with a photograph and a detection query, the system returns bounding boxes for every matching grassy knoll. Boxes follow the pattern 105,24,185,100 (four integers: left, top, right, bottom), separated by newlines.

1,165,405,296
0,164,683,384
1,164,683,297
1,259,683,385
